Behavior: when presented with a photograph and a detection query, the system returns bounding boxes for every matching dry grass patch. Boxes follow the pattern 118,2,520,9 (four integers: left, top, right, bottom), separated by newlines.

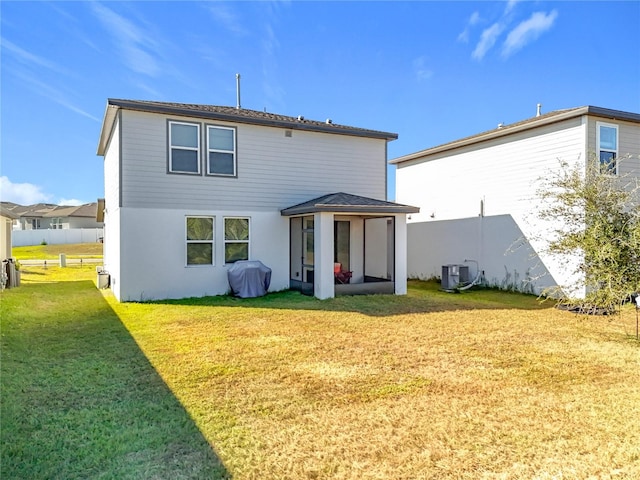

12,242,103,260
5,270,640,479
102,282,640,479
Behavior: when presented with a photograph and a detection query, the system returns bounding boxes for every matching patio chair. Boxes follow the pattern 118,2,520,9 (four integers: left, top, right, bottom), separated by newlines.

334,262,352,284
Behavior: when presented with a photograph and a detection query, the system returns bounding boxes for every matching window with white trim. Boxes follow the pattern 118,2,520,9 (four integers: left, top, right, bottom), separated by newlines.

169,121,200,174
51,217,63,229
597,122,618,174
186,216,214,265
224,217,249,263
207,125,236,176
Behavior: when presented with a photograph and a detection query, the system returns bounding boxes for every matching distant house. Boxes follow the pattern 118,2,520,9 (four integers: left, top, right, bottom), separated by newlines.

41,203,102,229
3,202,103,230
96,98,418,301
392,106,640,296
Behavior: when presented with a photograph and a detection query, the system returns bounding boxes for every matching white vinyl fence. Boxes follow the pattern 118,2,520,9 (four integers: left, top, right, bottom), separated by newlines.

12,228,104,247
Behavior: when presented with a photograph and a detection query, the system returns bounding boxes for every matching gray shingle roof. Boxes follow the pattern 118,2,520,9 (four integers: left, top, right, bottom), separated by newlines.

97,99,398,155
1,202,99,219
280,192,420,216
42,203,97,218
0,206,19,219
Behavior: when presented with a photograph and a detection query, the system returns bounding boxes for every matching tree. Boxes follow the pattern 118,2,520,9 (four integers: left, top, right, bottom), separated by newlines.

536,154,640,313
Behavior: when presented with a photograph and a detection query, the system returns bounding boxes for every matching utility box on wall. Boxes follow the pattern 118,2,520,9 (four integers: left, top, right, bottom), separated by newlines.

96,266,110,289
441,264,469,290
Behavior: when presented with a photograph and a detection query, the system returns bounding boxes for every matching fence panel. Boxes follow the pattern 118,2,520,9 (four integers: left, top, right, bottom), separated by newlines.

12,228,104,247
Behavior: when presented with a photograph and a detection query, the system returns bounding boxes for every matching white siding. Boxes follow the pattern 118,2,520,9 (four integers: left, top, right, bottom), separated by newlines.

120,110,387,211
103,208,121,299
102,115,121,297
115,207,289,301
396,117,588,294
586,117,640,175
66,218,104,229
104,116,121,210
396,117,586,224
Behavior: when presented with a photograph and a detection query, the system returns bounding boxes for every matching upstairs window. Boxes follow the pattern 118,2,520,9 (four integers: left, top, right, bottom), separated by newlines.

224,217,249,263
597,122,618,174
169,121,200,174
186,216,214,266
207,125,236,176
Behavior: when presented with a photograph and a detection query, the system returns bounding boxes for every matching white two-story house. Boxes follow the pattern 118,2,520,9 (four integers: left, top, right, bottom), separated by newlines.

392,105,640,296
97,99,418,301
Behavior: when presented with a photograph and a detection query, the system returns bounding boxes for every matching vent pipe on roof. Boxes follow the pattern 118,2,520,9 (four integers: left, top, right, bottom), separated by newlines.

536,103,542,117
236,73,241,109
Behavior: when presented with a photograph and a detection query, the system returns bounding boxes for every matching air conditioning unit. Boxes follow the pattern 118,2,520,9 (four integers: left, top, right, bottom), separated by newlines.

441,264,469,290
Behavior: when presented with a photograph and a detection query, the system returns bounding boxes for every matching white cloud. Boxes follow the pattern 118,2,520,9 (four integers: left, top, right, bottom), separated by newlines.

504,0,521,15
1,37,69,75
413,56,434,81
207,4,248,36
472,22,505,60
11,70,100,122
91,2,161,77
0,176,53,205
502,10,558,58
458,11,481,43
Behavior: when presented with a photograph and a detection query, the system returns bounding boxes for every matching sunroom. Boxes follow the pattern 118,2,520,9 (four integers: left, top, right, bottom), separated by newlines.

281,192,419,299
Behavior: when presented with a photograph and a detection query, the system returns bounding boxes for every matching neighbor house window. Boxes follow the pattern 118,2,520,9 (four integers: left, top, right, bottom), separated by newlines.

29,218,40,229
169,121,200,174
186,216,213,265
51,217,63,229
207,125,236,176
597,122,618,174
224,217,249,263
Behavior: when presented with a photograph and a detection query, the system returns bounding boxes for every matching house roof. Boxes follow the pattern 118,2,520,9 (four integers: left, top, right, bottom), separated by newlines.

6,203,58,218
0,206,19,219
42,203,98,218
390,105,640,165
0,202,99,219
280,192,420,216
97,98,398,155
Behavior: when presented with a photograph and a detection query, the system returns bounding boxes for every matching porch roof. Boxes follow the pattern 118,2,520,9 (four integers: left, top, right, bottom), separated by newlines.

280,192,420,216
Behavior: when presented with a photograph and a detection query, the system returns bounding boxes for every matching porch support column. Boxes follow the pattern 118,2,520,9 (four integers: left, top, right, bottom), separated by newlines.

314,211,335,299
394,214,408,295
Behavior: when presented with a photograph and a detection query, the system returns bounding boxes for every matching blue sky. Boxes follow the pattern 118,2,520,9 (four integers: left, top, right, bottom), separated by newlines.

1,1,639,205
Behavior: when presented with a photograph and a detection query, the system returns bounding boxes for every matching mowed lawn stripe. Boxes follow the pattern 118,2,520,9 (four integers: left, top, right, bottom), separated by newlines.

2,267,639,479
1,267,229,480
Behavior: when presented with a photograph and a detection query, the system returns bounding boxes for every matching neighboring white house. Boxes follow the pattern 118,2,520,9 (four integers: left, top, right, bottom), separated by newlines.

96,99,418,301
0,202,104,247
392,105,640,296
3,202,103,231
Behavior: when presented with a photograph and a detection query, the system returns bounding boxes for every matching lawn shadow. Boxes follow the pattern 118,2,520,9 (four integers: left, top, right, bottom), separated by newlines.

148,280,554,317
1,280,231,479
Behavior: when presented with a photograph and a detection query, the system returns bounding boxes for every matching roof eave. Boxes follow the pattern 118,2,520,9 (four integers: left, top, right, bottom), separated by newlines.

390,107,590,165
105,99,398,141
97,103,119,156
280,205,420,216
391,105,640,165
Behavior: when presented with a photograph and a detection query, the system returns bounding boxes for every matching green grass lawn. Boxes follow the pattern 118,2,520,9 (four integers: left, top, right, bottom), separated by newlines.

2,266,639,479
12,242,103,260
